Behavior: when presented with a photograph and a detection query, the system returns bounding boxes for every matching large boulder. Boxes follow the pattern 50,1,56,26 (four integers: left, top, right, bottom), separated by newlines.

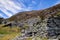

0,17,4,24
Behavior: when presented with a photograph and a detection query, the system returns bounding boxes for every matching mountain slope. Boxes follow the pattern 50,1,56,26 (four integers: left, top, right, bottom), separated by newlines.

8,4,60,21
1,4,60,40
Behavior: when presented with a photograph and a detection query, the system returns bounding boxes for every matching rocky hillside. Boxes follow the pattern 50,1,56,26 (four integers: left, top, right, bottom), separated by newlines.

1,4,60,40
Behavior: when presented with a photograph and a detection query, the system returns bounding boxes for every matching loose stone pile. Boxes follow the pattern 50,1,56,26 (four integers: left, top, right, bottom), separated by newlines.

12,17,48,40
12,16,60,40
47,16,60,39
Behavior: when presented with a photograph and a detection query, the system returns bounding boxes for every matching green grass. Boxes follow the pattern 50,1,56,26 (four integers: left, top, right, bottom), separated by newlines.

0,25,21,40
0,31,9,34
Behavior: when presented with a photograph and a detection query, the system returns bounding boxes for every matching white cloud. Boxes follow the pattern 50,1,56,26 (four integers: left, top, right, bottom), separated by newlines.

55,0,60,5
7,1,22,10
0,0,23,18
32,0,36,4
0,13,3,17
0,8,12,17
0,0,21,13
0,0,34,18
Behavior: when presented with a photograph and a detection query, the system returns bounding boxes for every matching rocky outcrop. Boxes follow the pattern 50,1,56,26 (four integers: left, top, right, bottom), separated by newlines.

47,16,60,39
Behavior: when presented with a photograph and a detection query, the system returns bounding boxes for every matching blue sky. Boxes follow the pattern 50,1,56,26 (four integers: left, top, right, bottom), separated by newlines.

0,0,60,18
